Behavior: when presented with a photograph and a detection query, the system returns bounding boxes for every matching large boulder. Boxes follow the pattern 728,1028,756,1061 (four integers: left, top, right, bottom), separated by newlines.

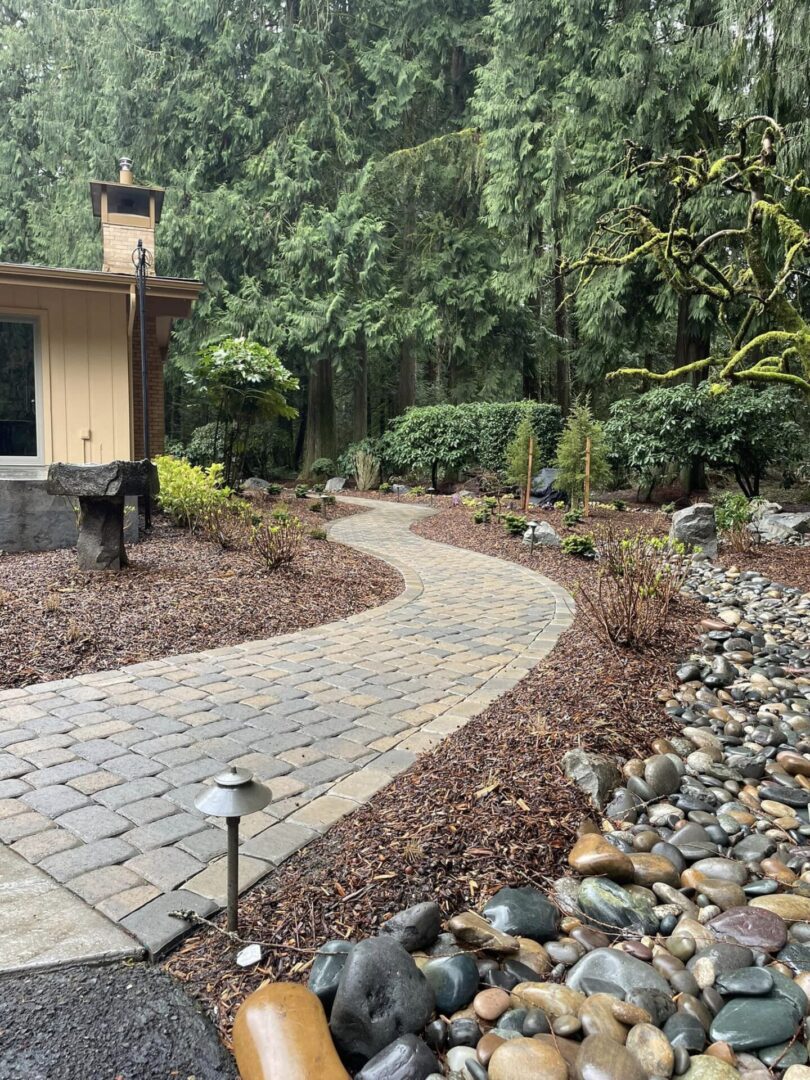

751,512,810,543
523,521,561,548
324,477,346,494
562,749,622,809
329,937,435,1070
670,503,717,557
46,459,158,498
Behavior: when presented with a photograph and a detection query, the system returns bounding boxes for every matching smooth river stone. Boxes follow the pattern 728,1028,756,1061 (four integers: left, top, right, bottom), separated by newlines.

630,853,680,888
750,895,810,923
329,936,435,1069
707,906,787,952
233,982,350,1080
575,1033,646,1080
577,877,659,935
567,948,670,997
645,754,682,797
626,1022,676,1078
568,834,635,882
510,981,585,1018
355,1034,438,1080
709,998,798,1051
483,886,560,942
381,902,442,952
449,911,519,953
681,1054,742,1080
474,987,510,1022
308,940,354,1014
423,953,479,1015
579,994,629,1043
489,1037,569,1080
714,967,773,996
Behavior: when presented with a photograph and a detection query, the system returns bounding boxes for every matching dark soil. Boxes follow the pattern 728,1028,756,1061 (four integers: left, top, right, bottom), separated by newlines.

0,496,401,691
0,961,236,1080
163,503,700,1045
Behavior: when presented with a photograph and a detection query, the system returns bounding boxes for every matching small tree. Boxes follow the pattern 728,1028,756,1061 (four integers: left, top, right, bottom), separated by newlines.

505,414,534,495
383,404,476,489
186,337,299,487
554,401,612,506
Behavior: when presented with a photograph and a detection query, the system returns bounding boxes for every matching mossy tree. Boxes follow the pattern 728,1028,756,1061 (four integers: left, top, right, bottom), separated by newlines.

566,119,810,395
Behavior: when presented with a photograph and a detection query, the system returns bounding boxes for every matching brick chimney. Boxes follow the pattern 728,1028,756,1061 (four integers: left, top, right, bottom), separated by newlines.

89,158,164,275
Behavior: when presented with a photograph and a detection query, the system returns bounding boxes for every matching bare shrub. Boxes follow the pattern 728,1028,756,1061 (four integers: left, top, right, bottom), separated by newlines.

42,592,61,613
199,499,253,549
250,516,303,570
576,526,689,648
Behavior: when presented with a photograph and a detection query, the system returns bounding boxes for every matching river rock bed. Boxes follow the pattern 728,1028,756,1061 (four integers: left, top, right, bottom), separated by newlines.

236,559,810,1080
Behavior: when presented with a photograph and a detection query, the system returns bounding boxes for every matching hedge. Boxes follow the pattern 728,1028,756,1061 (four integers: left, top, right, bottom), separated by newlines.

382,401,562,485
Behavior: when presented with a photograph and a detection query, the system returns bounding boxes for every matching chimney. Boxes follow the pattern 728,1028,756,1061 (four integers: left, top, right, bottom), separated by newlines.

89,157,165,275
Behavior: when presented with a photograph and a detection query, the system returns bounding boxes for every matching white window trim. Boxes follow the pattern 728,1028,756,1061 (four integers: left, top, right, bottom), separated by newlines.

0,314,44,466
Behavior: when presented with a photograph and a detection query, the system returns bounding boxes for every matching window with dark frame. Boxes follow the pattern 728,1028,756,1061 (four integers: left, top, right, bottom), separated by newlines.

0,319,38,458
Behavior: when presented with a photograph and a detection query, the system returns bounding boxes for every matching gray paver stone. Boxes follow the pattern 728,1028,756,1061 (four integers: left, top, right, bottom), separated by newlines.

125,847,206,891
125,813,206,852
21,785,89,817
57,805,131,842
120,889,217,957
39,837,138,882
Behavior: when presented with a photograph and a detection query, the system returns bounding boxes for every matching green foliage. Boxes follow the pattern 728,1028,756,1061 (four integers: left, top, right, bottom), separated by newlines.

309,527,328,540
473,508,491,524
309,458,335,478
505,416,534,491
309,500,322,513
155,456,231,530
186,338,298,487
338,439,381,491
502,512,527,536
606,385,806,497
294,484,310,499
611,499,627,512
563,508,583,527
554,403,612,506
561,533,596,557
321,494,336,506
379,483,392,494
383,401,562,488
714,492,751,532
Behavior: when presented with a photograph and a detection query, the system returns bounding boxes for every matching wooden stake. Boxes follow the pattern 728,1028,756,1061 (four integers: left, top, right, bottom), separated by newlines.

583,435,592,515
523,436,534,514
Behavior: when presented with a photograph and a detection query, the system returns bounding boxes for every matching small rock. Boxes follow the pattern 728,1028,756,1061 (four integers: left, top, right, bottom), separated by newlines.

381,902,442,953
575,1033,647,1080
355,1034,438,1080
489,1037,568,1080
422,954,479,1015
483,886,560,942
236,943,263,968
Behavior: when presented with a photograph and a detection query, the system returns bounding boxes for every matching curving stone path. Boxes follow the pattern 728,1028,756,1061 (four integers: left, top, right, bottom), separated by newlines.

0,498,573,965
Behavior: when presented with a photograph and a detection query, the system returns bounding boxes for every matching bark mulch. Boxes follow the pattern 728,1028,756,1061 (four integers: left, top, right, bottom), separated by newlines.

0,496,400,691
163,504,701,1044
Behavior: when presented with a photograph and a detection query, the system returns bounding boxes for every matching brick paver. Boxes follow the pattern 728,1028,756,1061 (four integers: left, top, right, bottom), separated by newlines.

0,497,573,960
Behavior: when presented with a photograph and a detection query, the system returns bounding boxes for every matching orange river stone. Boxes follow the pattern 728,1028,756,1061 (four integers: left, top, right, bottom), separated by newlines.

233,982,350,1080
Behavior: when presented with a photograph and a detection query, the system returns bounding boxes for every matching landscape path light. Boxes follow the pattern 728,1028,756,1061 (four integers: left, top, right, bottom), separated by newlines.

527,520,541,554
194,766,271,933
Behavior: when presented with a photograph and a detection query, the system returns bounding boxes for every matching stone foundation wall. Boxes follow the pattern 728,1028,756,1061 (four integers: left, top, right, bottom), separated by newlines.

0,479,137,552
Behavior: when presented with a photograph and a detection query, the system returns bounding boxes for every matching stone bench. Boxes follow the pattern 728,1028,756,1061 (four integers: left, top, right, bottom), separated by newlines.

46,460,158,571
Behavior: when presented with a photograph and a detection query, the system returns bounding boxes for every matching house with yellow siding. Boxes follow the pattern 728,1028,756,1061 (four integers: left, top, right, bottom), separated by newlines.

0,159,202,549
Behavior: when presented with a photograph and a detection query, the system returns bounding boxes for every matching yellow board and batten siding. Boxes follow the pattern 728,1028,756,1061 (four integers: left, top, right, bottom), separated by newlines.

0,282,132,465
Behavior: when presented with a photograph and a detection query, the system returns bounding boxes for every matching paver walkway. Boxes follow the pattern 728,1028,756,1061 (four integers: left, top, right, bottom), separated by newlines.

0,498,573,965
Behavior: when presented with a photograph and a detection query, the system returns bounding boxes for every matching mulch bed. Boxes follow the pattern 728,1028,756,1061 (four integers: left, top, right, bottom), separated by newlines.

717,542,810,594
163,503,702,1043
0,495,400,691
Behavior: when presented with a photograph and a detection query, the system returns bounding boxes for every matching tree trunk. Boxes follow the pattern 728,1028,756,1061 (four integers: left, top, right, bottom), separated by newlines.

352,337,368,443
553,236,570,414
301,356,336,476
675,295,711,492
397,335,417,414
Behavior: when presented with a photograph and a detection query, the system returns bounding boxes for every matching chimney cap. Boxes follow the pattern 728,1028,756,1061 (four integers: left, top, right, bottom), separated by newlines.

118,156,134,183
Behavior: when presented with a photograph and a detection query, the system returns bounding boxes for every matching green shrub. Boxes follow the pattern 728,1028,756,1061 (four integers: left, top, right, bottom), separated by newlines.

250,516,303,569
505,415,534,493
473,508,491,524
714,492,750,532
271,506,292,523
554,401,612,506
605,384,805,498
309,527,327,540
379,482,392,494
310,457,335,478
561,533,596,557
577,528,689,646
309,500,322,513
563,508,583,528
382,401,563,488
294,484,310,498
155,456,232,530
338,439,382,490
410,485,426,496
611,499,627,512
321,494,336,506
502,512,527,536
